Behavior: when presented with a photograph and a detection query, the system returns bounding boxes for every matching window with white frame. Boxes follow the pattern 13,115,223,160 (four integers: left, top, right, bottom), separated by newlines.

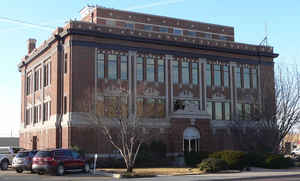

120,56,128,80
136,57,144,81
43,101,51,121
224,65,229,87
206,64,212,86
182,62,189,84
192,62,198,85
146,58,155,81
244,68,250,88
108,55,117,80
235,67,241,88
96,53,105,79
26,74,32,95
34,68,41,91
214,65,221,87
172,61,178,83
158,59,165,82
44,62,51,87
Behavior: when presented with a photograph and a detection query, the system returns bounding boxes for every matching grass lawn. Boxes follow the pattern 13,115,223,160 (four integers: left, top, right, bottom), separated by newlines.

101,168,204,176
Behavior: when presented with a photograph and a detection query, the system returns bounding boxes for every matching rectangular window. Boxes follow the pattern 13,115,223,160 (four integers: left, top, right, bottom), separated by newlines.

187,31,197,37
146,58,155,81
63,96,67,114
172,61,178,83
215,102,222,120
182,62,189,84
245,104,251,120
108,55,117,80
125,23,134,29
26,75,31,95
192,63,198,85
34,70,39,91
173,28,182,35
25,108,31,125
214,65,221,87
159,27,168,33
158,59,165,82
224,65,229,87
235,67,241,88
136,57,144,81
220,35,227,41
244,68,250,88
205,33,212,39
64,60,67,74
225,102,230,120
64,53,68,74
236,103,243,119
106,20,115,26
206,64,211,86
252,68,257,88
207,101,212,118
34,106,38,124
120,56,128,80
144,25,152,31
97,53,105,79
43,102,48,121
43,63,50,87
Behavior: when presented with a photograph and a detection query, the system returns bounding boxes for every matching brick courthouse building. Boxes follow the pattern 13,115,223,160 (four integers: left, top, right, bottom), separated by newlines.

18,6,278,155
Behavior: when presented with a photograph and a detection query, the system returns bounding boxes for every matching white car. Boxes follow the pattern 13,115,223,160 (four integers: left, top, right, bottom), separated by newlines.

0,147,24,170
291,148,300,156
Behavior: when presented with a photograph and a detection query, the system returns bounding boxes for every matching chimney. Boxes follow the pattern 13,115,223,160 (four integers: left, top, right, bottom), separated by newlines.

27,38,37,54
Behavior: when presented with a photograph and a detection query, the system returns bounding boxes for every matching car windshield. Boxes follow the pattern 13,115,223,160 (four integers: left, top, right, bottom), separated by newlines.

35,151,52,157
16,152,29,158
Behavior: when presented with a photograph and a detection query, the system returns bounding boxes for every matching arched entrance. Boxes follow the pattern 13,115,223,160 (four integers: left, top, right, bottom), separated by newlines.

183,127,200,152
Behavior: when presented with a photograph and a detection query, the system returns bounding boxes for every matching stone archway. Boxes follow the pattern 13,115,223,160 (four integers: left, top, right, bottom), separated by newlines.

183,127,200,152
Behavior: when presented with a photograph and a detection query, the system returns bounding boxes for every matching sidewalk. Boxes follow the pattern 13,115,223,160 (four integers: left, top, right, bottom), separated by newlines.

93,167,300,181
179,167,300,181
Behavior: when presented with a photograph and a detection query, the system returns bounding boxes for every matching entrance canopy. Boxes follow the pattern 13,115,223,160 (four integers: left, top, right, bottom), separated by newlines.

183,127,200,140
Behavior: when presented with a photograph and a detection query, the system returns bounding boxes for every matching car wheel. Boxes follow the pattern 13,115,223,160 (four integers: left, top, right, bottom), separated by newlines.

83,163,90,173
0,160,8,170
16,169,23,173
56,165,64,176
38,171,44,175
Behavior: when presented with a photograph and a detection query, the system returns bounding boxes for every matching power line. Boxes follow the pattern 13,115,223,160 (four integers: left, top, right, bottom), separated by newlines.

0,16,55,31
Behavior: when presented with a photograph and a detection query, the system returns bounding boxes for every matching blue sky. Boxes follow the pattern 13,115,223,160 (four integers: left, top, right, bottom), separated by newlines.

0,0,299,137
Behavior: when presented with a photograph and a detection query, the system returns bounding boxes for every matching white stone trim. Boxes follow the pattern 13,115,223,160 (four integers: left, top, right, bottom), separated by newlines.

96,17,234,38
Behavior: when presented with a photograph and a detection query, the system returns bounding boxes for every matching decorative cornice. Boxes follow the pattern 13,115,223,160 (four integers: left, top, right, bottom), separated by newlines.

71,40,275,66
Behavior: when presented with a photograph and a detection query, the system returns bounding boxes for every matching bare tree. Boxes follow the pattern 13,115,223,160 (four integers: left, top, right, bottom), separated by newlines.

76,86,159,172
230,64,300,153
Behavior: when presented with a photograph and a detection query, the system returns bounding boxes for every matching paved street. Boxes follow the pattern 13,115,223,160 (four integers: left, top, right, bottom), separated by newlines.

1,168,300,181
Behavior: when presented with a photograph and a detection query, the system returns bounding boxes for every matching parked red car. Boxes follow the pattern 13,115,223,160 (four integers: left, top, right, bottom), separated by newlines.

32,149,90,176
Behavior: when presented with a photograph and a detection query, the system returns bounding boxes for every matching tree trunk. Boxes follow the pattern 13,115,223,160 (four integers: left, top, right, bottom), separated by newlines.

126,166,133,173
